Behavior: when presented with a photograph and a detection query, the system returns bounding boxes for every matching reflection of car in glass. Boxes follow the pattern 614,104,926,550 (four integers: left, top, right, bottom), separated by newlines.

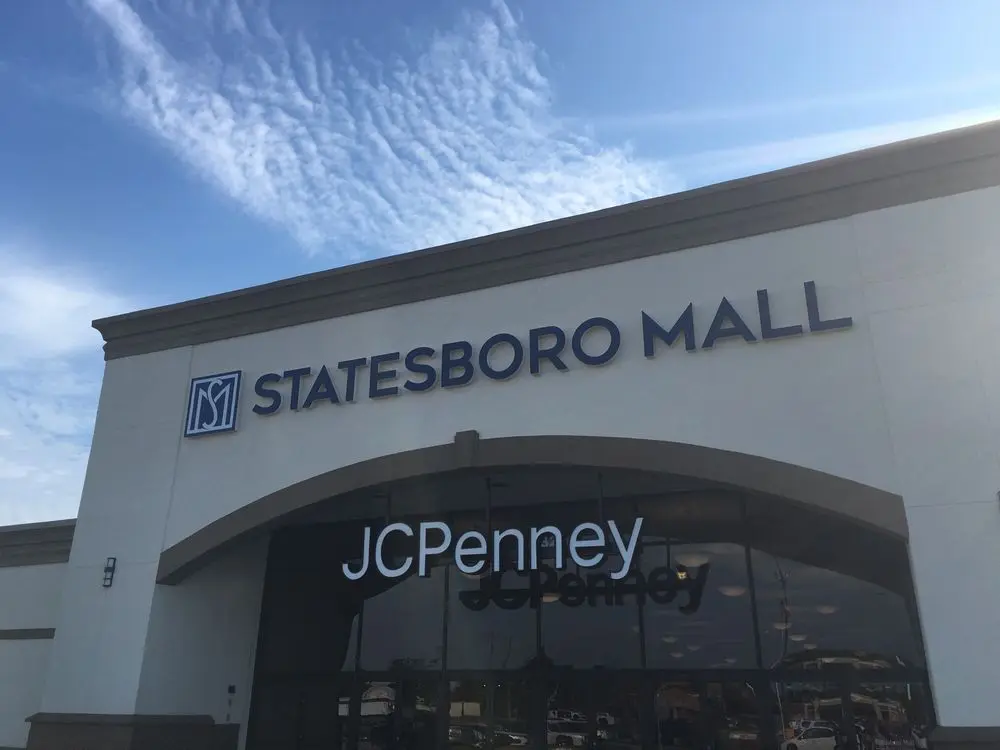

449,722,530,749
719,717,759,746
494,727,530,747
449,724,488,748
790,720,837,734
782,726,839,750
547,721,588,747
548,709,587,723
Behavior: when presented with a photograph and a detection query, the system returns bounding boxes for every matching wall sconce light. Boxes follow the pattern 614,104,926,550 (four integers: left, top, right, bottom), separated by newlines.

103,557,117,588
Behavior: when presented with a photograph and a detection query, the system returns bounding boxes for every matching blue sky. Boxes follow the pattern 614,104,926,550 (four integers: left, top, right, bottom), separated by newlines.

2,0,1000,524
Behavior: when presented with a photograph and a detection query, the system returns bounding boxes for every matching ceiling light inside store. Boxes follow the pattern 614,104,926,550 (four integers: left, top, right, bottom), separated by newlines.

804,644,818,650
718,585,747,597
675,552,710,567
816,605,839,614
790,634,807,642
687,645,701,651
661,636,677,643
773,622,792,631
670,652,684,659
542,593,560,603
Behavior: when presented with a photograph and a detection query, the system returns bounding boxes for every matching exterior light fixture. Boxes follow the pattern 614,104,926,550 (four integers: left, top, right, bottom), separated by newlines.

102,557,117,588
718,585,747,597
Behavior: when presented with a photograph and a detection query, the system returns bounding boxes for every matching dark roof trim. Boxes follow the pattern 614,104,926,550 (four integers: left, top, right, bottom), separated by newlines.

931,726,1000,744
95,120,1000,360
0,519,75,569
0,628,55,640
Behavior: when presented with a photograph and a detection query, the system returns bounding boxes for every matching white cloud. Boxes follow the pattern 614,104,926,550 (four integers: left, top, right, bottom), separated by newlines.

672,108,1000,186
592,74,1000,131
83,0,678,259
0,248,133,525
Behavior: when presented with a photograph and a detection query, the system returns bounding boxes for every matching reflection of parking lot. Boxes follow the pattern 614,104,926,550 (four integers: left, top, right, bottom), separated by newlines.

448,721,532,749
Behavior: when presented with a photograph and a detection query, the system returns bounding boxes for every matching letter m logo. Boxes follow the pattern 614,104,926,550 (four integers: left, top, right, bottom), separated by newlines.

184,371,242,438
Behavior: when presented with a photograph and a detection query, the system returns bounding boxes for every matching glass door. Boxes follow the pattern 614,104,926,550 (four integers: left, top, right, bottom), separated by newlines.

847,680,933,750
248,676,357,750
770,678,852,750
356,675,441,750
651,676,705,750
543,668,648,750
700,679,770,750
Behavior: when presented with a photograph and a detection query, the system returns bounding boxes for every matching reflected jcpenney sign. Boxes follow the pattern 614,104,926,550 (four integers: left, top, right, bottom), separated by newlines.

342,519,645,580
342,517,710,614
458,562,710,614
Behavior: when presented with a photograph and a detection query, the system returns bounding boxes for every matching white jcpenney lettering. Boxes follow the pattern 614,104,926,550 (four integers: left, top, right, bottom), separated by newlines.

341,518,644,580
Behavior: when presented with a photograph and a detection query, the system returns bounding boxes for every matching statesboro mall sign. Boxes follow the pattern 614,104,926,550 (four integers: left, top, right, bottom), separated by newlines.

184,280,851,437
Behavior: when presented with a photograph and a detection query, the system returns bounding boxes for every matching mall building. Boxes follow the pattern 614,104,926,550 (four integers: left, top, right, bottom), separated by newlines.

4,121,1000,750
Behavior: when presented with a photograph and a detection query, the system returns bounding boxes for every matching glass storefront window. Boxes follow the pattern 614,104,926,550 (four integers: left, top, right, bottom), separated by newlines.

246,469,933,750
850,682,933,750
750,551,922,671
702,681,767,750
447,566,539,670
359,564,446,671
653,680,703,749
772,680,850,749
537,495,645,669
642,541,756,669
254,525,364,676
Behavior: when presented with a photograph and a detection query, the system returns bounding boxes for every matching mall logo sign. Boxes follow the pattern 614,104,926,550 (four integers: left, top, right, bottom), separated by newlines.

184,371,242,437
181,280,852,438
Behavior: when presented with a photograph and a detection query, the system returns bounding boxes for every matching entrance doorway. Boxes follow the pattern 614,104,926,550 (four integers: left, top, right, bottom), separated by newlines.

249,670,932,750
245,465,933,750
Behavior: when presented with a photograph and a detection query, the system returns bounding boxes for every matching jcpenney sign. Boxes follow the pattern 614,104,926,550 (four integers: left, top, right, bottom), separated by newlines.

342,518,645,581
184,280,852,437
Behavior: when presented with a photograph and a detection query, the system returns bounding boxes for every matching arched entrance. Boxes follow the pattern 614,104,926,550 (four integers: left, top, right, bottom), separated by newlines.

234,436,932,750
158,432,906,584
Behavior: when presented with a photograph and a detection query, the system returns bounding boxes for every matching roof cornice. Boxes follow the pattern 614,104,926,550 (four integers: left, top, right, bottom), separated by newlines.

94,120,1000,360
0,519,75,568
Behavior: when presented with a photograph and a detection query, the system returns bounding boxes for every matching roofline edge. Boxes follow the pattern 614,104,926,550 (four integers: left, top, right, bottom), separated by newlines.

94,119,1000,360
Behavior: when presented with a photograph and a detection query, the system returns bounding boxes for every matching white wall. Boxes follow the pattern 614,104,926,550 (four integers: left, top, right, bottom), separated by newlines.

0,640,53,748
0,564,65,629
0,563,66,748
135,535,268,750
41,183,1000,730
40,348,193,717
854,187,1000,726
168,208,887,548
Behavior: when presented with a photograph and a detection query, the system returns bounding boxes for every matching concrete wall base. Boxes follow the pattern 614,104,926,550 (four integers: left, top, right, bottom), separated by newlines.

932,726,1000,749
25,713,239,750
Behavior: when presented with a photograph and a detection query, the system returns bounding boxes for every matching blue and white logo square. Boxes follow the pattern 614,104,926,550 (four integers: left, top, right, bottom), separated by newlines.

184,371,242,438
